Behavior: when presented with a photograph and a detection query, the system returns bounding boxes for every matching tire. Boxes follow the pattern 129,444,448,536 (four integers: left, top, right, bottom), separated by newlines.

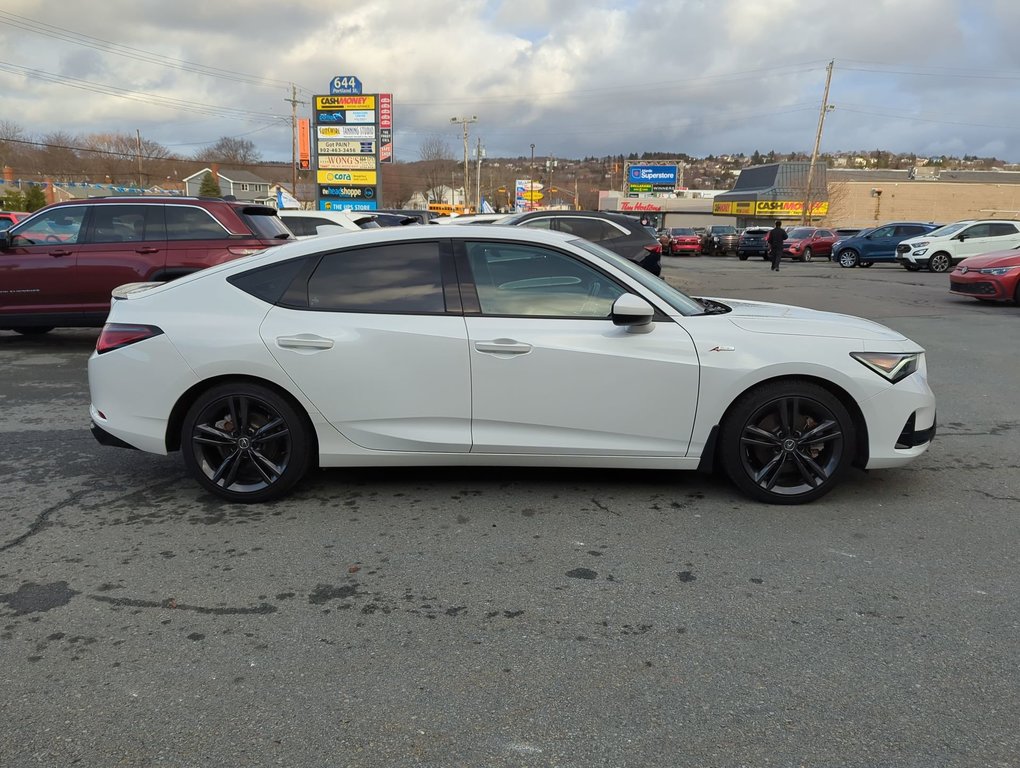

181,382,311,503
719,380,856,504
1014,281,1020,305
860,261,873,268
802,247,813,263
13,326,55,335
928,252,952,273
903,263,920,272
838,249,859,268
739,254,748,261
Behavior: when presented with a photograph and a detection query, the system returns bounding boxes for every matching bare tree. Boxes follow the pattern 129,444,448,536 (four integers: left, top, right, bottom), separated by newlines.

418,134,455,203
193,137,262,165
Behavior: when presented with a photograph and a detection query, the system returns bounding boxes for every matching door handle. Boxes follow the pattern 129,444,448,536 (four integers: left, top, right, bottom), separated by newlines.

49,250,73,257
277,334,334,350
474,339,532,355
135,247,160,254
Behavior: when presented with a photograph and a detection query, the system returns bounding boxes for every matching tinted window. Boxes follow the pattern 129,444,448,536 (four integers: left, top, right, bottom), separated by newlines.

307,242,445,313
165,206,230,240
518,217,554,230
89,205,164,243
989,222,1019,237
558,217,629,243
870,226,896,238
11,206,87,245
816,230,834,238
962,224,991,238
240,208,292,240
228,257,311,304
281,216,335,237
895,225,924,237
466,241,624,318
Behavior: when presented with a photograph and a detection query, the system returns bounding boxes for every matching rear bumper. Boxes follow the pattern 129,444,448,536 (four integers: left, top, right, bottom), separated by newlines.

90,421,138,450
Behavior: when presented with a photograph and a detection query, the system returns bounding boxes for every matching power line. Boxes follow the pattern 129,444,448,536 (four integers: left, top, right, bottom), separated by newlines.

0,9,311,92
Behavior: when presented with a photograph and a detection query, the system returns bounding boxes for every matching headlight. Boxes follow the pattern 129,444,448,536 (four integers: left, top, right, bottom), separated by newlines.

913,248,928,256
978,266,1020,275
912,240,929,249
851,351,920,383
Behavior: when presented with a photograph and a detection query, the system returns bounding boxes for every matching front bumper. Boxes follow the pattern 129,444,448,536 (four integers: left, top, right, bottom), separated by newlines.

949,277,1008,300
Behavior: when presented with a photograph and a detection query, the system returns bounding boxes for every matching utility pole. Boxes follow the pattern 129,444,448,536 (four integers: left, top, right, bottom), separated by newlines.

284,85,307,198
135,128,143,188
475,136,485,212
529,143,536,211
802,59,835,225
451,116,477,211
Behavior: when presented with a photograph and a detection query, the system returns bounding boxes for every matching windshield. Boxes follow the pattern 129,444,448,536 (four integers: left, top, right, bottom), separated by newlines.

926,221,969,238
713,226,736,234
570,238,705,315
787,228,814,239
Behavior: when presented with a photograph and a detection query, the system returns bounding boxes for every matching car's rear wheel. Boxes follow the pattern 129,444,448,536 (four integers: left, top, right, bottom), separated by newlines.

838,249,859,268
1014,281,1020,305
928,252,952,272
181,382,311,503
802,247,813,262
13,326,55,335
719,380,856,504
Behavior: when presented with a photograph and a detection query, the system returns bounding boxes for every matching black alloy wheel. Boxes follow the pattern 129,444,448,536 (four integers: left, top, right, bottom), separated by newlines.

838,249,859,268
928,252,952,273
181,382,310,503
720,381,855,504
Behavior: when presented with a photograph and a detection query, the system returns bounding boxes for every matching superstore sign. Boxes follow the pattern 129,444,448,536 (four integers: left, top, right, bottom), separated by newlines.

312,78,392,211
627,164,678,186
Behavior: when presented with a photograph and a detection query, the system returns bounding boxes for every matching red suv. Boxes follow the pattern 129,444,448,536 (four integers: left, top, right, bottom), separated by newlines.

0,196,292,334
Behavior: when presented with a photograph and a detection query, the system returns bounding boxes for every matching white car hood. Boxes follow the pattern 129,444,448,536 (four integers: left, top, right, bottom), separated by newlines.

707,298,907,342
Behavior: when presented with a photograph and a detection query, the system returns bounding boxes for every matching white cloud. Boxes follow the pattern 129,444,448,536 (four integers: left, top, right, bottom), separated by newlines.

1,0,1018,161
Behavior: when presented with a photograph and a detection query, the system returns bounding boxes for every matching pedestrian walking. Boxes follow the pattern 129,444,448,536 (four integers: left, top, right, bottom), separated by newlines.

766,220,787,271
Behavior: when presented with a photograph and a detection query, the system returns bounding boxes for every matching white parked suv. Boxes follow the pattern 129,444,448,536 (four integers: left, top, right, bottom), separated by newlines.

895,219,1020,272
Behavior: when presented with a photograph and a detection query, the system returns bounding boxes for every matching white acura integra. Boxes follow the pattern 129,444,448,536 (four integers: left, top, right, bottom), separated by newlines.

88,225,935,505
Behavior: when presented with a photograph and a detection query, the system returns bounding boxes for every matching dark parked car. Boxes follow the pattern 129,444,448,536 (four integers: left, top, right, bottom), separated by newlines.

737,227,770,260
499,210,663,275
0,196,292,334
373,209,439,225
780,227,837,262
701,225,739,256
833,222,942,268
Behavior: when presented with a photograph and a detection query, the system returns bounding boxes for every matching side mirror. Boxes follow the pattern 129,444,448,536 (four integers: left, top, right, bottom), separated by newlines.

956,233,966,241
611,293,654,333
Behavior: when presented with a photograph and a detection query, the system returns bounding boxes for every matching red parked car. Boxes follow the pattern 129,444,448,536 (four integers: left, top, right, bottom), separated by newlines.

0,196,293,334
781,227,838,262
0,210,29,231
949,248,1020,303
663,227,702,256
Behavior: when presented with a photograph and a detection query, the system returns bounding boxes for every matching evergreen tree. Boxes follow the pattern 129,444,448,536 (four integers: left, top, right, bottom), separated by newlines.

198,171,222,197
23,186,47,211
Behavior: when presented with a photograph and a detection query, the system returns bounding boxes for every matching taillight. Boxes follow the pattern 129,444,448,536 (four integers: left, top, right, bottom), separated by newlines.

645,244,662,254
96,323,164,354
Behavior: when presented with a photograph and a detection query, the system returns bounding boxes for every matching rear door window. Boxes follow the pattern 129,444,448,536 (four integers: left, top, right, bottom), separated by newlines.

306,241,447,313
165,206,230,240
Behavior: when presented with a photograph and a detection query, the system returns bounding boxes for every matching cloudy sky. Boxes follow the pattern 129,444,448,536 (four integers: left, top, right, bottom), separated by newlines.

2,0,1019,164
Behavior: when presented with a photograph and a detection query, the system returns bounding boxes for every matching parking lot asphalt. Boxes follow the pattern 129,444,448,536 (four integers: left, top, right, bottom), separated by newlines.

1,257,1017,767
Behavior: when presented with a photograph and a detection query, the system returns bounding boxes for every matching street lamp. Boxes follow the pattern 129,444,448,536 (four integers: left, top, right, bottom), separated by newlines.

451,116,478,211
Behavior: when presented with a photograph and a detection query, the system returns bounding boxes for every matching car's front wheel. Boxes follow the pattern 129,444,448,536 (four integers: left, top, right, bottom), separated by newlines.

719,381,856,504
801,247,813,262
181,382,311,503
928,252,952,273
838,249,859,268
